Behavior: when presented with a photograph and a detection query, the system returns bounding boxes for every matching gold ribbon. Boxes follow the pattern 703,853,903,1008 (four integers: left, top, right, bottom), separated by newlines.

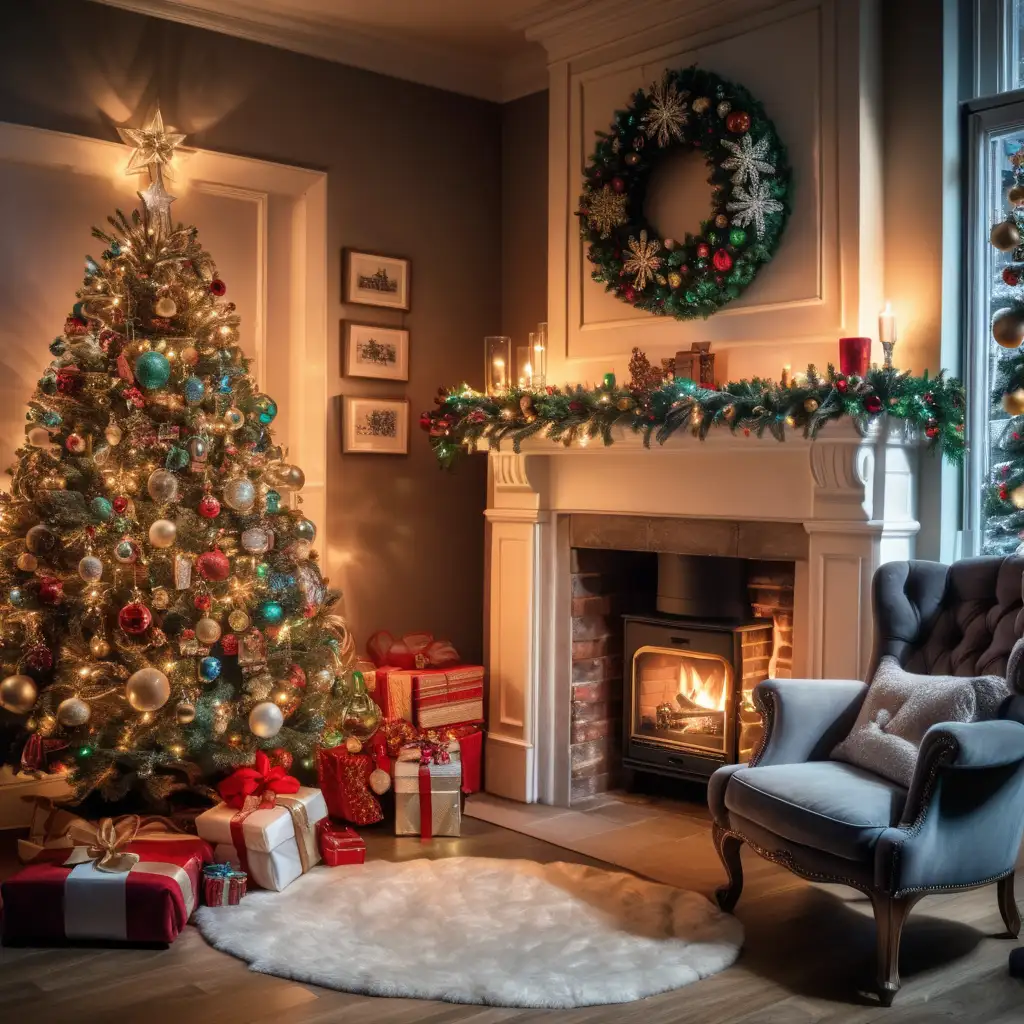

276,794,313,874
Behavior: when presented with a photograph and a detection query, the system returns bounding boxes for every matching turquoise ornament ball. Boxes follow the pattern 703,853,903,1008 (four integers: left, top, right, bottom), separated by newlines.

183,376,205,404
90,496,114,522
254,394,278,425
199,656,222,682
135,351,171,390
295,518,316,544
9,588,25,607
265,490,281,514
256,600,284,626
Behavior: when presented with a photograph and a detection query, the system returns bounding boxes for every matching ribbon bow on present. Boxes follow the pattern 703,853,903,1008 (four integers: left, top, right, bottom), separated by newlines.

217,750,300,812
366,631,461,670
203,862,246,880
397,739,452,766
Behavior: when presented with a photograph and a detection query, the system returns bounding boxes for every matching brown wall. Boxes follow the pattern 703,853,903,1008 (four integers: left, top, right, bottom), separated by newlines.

0,0,501,663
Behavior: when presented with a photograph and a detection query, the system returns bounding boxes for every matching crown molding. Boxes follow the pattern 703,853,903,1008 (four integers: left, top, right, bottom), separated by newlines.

90,0,548,102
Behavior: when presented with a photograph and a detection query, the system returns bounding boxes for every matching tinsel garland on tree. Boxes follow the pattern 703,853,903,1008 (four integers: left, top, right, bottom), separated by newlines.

421,351,966,470
0,143,357,805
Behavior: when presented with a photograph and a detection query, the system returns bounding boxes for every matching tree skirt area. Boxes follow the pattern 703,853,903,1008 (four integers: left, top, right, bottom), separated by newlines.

194,856,743,1008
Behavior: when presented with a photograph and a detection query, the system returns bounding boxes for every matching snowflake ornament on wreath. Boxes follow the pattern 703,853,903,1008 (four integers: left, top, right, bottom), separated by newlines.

578,66,792,320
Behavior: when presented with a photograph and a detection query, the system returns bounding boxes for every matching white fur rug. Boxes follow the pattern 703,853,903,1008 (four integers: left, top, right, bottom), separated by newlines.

195,856,743,1007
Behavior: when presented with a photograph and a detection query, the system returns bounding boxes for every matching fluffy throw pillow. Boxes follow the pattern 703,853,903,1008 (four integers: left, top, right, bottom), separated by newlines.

831,656,1010,788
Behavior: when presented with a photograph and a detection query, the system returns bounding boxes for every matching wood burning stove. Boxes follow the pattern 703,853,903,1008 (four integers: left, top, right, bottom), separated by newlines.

623,613,774,782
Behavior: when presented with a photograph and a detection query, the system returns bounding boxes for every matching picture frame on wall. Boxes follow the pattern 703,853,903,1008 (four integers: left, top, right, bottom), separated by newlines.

343,397,409,455
342,321,409,381
343,249,411,310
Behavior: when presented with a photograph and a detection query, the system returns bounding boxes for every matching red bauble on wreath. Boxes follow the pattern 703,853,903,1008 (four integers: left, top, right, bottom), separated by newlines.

863,394,883,415
119,601,153,635
23,643,54,673
198,494,221,519
37,577,64,605
713,249,733,272
196,548,230,582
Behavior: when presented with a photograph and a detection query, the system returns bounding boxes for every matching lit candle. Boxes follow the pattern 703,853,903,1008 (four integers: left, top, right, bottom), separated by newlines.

493,357,506,390
879,302,897,369
781,364,791,387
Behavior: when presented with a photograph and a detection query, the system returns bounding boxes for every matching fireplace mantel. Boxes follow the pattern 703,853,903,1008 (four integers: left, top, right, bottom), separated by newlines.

482,419,922,804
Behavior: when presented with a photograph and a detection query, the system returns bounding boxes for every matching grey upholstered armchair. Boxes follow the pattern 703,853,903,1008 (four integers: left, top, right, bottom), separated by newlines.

709,556,1024,1006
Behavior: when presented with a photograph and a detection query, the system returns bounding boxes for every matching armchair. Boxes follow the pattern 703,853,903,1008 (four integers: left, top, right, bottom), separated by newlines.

709,556,1024,1005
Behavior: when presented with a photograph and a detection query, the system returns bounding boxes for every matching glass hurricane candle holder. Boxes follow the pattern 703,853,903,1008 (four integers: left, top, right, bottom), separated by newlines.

533,322,548,388
484,336,511,395
517,343,534,389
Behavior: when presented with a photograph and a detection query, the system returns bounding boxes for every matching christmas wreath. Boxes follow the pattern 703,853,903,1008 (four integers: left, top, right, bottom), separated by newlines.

579,66,792,319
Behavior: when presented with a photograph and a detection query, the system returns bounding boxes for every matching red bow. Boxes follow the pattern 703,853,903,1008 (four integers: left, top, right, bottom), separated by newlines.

217,750,300,810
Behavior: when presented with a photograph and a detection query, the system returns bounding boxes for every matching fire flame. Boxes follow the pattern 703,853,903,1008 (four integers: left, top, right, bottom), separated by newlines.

678,662,726,712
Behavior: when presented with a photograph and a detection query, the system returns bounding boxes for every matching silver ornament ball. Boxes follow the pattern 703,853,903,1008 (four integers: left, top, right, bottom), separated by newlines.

223,477,256,512
57,696,91,727
78,555,104,582
241,527,270,554
147,469,180,504
249,701,284,738
149,518,177,548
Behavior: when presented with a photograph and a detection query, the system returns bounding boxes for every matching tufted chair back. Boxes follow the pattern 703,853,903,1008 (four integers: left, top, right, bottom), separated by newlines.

870,557,1024,678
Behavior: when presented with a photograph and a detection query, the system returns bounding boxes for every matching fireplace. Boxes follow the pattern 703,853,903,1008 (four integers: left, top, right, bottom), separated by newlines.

623,614,773,781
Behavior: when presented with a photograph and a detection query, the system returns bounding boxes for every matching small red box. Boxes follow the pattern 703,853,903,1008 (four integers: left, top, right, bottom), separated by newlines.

413,666,484,729
317,820,366,866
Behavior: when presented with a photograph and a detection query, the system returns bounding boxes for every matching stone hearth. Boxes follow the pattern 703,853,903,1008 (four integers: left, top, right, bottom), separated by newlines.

481,420,921,806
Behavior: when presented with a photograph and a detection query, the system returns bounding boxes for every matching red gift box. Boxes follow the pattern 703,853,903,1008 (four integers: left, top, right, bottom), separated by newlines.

317,820,366,866
2,809,212,945
316,746,384,825
373,666,415,723
413,666,484,729
202,864,247,906
420,724,483,794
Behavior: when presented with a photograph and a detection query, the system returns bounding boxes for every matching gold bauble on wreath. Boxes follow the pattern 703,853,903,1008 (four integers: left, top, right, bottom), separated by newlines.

1010,184,1024,207
991,220,1022,251
993,308,1024,349
1012,485,1024,510
1003,389,1024,416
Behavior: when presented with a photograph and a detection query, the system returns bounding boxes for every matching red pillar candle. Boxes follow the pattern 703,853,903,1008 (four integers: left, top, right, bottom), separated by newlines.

838,337,871,377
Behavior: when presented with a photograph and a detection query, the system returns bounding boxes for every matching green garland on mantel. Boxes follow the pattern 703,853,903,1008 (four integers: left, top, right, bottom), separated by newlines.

420,361,966,470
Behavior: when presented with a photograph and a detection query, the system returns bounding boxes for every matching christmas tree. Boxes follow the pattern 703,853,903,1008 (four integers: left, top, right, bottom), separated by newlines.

0,111,354,805
984,143,1024,552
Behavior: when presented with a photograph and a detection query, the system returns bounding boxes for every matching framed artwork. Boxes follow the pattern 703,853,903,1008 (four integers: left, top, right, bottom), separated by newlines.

343,397,409,455
343,249,411,310
342,321,409,381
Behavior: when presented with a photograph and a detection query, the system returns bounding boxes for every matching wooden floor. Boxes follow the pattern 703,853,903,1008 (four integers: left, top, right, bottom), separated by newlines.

1,806,1023,1024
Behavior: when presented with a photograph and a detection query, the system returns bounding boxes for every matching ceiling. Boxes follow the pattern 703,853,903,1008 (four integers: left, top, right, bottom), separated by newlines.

94,0,558,101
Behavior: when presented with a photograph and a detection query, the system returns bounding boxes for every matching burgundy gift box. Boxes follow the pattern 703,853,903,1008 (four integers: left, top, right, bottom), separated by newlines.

412,666,484,729
317,820,366,866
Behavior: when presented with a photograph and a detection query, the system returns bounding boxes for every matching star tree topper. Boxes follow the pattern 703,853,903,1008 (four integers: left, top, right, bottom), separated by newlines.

116,108,186,180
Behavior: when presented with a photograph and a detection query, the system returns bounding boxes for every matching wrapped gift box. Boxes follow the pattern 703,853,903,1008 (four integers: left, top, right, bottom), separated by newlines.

412,666,484,729
374,666,415,722
202,863,247,906
316,746,384,825
2,813,212,945
317,820,366,866
195,786,325,892
394,744,462,838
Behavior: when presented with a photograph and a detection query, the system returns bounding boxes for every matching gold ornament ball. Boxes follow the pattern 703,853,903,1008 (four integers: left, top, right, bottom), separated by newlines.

89,635,111,658
1012,485,1024,510
0,674,38,714
37,713,57,737
1010,184,1024,206
667,271,682,289
180,346,199,366
1003,389,1024,416
369,767,392,795
175,701,196,725
154,296,177,318
16,553,37,572
990,220,1022,251
804,398,820,413
345,735,363,754
56,696,91,728
692,96,712,114
125,667,171,711
624,151,640,166
993,308,1024,349
195,617,222,645
151,587,171,611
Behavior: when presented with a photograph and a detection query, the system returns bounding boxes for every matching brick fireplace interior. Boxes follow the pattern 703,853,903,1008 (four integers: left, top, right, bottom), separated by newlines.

570,547,795,805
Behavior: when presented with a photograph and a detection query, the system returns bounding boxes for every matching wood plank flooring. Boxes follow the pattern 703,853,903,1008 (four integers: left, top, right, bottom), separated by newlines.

1,804,1023,1024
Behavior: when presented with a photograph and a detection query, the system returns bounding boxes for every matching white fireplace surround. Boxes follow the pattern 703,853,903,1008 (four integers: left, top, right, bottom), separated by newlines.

482,420,921,806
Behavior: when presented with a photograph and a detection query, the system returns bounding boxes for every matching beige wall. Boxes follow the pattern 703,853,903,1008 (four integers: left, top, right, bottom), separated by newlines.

0,0,497,663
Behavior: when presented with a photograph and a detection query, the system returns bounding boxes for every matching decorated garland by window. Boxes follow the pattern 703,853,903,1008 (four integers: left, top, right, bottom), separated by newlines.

578,66,792,319
420,351,965,470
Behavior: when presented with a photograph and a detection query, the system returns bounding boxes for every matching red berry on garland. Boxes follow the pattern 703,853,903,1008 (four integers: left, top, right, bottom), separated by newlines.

197,548,230,582
1001,485,1010,500
696,243,711,259
38,577,63,605
863,394,883,414
679,264,690,276
220,634,239,656
713,249,733,272
835,378,848,394
112,495,129,514
726,111,752,134
56,366,84,395
569,400,585,413
209,279,227,297
924,392,934,404
194,594,212,613
198,494,221,519
925,424,939,439
419,412,433,432
1004,267,1021,287
623,286,637,302
119,601,152,635
24,643,53,673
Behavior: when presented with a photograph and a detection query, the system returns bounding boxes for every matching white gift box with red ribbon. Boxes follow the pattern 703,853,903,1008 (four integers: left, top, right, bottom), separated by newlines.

195,786,326,891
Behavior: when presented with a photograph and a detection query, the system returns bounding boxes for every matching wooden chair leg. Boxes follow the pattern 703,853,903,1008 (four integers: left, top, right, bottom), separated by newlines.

998,873,1021,938
869,893,921,1007
712,823,744,913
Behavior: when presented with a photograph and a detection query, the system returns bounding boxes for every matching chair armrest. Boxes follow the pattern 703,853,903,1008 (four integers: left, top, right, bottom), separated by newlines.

751,678,868,767
874,720,1024,894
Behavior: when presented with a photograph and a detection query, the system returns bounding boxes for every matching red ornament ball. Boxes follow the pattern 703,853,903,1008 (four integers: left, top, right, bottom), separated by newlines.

925,424,939,439
24,643,54,672
209,279,227,297
924,392,934,405
288,664,307,689
198,494,221,519
835,378,849,394
38,576,64,605
112,496,129,514
65,433,87,454
268,747,293,771
726,111,752,134
611,176,626,194
221,634,239,656
1004,267,1021,287
197,548,230,582
56,367,84,395
713,249,733,272
118,601,152,635
863,394,883,415
623,286,637,302
194,594,212,612
696,243,711,259
418,412,432,432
